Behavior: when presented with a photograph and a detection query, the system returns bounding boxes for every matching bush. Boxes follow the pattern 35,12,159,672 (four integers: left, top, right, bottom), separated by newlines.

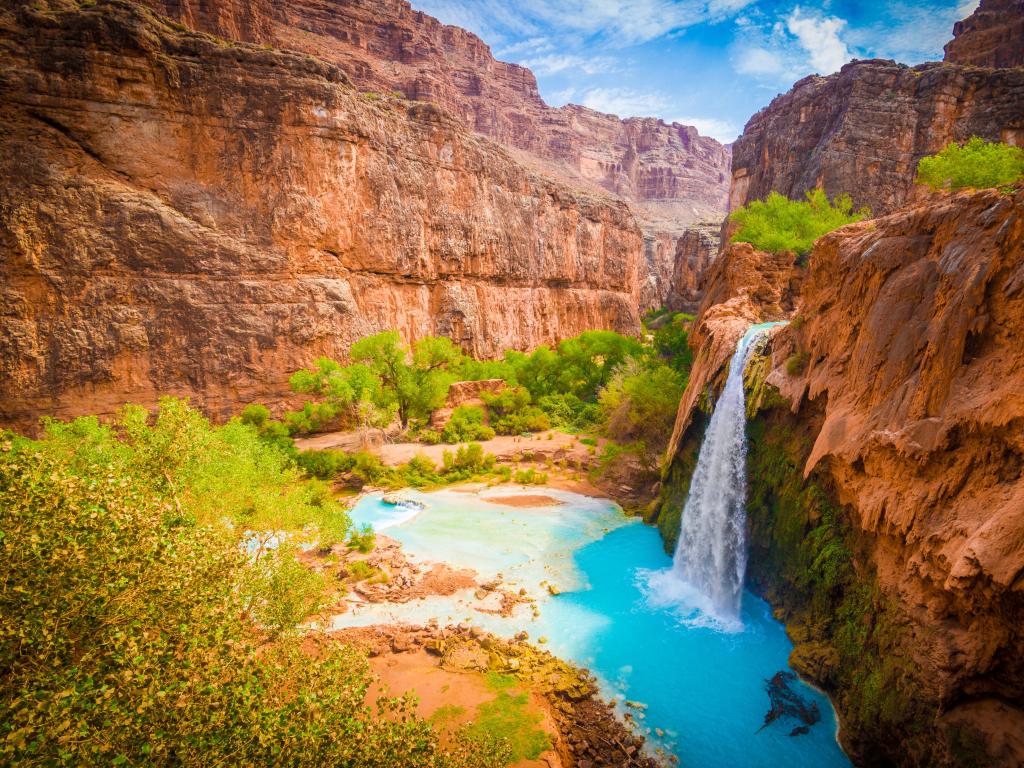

442,443,495,479
513,468,548,485
917,137,1024,193
786,351,809,376
0,401,492,768
347,523,376,553
599,358,685,451
729,189,870,256
441,406,495,443
296,448,354,480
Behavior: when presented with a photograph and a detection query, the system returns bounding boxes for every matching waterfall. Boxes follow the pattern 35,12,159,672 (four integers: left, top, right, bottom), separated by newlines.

646,323,781,626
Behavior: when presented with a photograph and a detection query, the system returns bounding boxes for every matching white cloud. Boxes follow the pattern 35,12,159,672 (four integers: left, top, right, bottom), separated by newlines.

845,0,981,64
785,8,852,74
733,46,789,77
574,86,671,117
669,115,740,142
520,53,620,75
416,0,758,47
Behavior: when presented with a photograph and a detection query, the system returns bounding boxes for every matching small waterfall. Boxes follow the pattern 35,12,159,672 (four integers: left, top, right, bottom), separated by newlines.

647,323,781,626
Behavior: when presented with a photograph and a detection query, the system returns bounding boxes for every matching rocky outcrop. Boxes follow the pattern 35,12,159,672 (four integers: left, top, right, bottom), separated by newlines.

729,60,1024,216
267,0,730,226
666,222,721,313
661,189,1024,766
944,0,1024,68
664,242,801,460
0,0,646,431
138,0,276,43
142,0,730,308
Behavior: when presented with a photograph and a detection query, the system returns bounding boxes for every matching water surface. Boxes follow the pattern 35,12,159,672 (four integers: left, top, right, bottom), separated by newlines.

338,487,851,768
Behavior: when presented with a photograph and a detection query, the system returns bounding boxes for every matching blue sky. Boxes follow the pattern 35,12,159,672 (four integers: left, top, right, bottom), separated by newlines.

411,0,979,142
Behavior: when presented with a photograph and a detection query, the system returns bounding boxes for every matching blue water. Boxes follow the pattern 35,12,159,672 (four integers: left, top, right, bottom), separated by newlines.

341,489,851,768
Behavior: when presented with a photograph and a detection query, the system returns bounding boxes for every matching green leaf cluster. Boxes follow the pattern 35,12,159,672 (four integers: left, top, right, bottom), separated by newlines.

916,137,1024,193
441,406,496,443
729,189,870,256
0,400,497,767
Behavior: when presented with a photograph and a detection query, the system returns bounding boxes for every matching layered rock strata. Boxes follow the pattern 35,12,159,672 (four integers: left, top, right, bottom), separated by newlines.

661,190,1024,766
0,0,644,430
665,222,722,313
944,0,1024,68
143,0,731,307
730,60,1024,216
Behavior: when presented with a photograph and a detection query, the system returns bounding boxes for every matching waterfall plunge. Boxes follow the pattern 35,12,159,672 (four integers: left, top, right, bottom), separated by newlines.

646,323,781,627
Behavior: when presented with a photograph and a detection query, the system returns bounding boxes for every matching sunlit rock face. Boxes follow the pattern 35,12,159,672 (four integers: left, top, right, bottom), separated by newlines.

666,189,1024,766
0,1,646,431
729,59,1024,216
944,0,1024,68
143,0,732,308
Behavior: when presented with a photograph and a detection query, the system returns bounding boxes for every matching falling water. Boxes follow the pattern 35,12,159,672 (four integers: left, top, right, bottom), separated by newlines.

666,323,782,622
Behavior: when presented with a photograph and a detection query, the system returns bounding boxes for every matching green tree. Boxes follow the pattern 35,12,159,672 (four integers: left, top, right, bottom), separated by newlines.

0,401,503,767
729,189,870,256
916,137,1024,192
351,332,464,428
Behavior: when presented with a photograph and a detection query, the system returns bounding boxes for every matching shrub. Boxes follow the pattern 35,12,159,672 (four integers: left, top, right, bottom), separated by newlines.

419,428,442,445
916,137,1024,193
0,401,492,768
786,351,809,376
441,406,495,443
296,448,354,480
404,453,441,486
599,357,685,451
442,443,495,478
729,189,870,256
513,468,548,485
347,523,376,553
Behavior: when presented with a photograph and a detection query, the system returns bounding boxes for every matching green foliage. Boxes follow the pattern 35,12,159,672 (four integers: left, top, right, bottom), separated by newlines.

916,137,1024,193
651,312,694,374
512,468,548,485
441,406,496,443
0,400,492,768
296,448,353,480
785,351,809,376
442,443,495,479
481,387,551,435
599,357,685,453
347,523,376,554
463,689,551,763
730,189,870,256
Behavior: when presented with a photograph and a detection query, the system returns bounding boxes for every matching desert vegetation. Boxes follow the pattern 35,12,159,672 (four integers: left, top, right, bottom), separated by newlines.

916,137,1024,193
729,189,869,256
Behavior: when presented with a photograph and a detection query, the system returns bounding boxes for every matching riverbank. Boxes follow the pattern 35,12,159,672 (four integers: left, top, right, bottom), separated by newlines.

294,429,658,511
332,623,661,768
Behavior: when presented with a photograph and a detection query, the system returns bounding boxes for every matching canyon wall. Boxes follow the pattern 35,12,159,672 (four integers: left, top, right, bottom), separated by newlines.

144,0,731,307
729,60,1024,216
944,0,1024,68
665,222,721,314
0,0,645,431
660,190,1024,767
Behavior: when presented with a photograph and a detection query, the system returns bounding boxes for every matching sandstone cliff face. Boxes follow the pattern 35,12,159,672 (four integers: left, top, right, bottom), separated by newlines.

664,242,801,459
267,0,731,226
0,0,645,431
730,59,1024,216
663,190,1024,766
665,222,721,314
138,0,275,43
944,0,1024,68
143,0,730,308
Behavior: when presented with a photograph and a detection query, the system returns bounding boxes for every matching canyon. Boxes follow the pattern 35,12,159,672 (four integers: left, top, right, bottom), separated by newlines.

0,0,652,430
660,190,1024,767
0,0,731,431
730,55,1024,217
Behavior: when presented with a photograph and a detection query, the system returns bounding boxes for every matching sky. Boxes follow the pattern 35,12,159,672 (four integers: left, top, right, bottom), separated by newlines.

411,0,980,143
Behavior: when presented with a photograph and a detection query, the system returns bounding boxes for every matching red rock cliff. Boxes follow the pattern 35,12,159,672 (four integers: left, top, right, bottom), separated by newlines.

944,0,1024,68
730,60,1024,215
0,0,645,431
143,0,730,307
666,190,1024,765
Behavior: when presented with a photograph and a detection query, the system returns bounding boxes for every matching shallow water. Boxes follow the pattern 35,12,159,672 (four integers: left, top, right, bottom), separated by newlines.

338,487,851,768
